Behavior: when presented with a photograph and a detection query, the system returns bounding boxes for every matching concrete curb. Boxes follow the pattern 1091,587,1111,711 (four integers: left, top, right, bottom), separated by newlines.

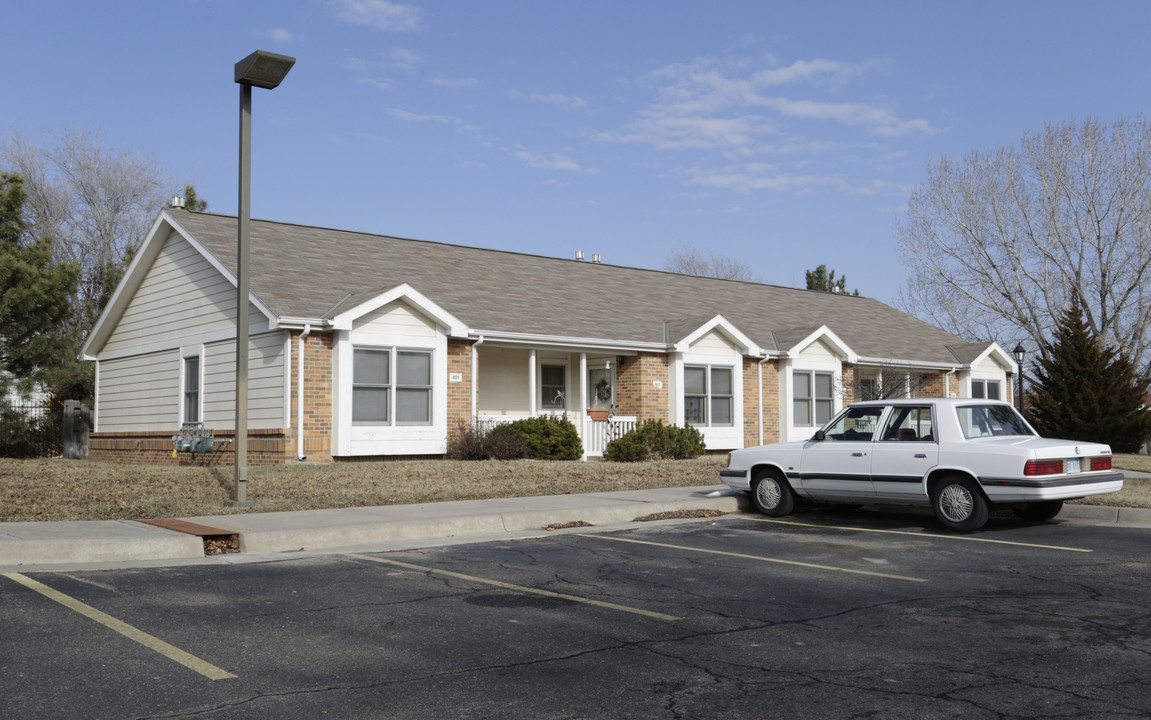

1059,503,1151,526
0,520,204,566
192,489,747,555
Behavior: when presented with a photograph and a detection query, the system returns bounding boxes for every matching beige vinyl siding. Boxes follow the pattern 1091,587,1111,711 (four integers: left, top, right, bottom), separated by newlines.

97,350,180,431
103,229,264,354
202,332,287,429
477,347,531,414
689,329,740,356
354,301,437,337
799,338,838,362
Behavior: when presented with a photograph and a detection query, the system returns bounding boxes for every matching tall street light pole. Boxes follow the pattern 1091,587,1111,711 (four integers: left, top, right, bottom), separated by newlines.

1012,343,1026,414
230,50,295,506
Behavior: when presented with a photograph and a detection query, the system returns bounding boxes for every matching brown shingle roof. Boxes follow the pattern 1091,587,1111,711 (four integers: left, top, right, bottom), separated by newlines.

172,210,974,364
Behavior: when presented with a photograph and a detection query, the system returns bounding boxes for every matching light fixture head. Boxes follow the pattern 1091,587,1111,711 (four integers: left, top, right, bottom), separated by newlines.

235,50,296,89
1012,343,1025,363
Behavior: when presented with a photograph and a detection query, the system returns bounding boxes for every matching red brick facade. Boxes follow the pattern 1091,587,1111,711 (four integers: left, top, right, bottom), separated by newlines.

615,353,670,422
447,338,474,445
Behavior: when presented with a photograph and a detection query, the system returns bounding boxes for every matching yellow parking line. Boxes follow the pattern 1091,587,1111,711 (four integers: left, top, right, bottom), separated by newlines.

349,554,681,621
576,535,927,583
3,573,236,681
746,517,1093,553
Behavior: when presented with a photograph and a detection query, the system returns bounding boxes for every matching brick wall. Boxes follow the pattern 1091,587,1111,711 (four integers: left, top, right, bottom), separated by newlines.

89,428,294,465
446,339,474,445
285,331,334,462
616,353,669,422
742,358,781,446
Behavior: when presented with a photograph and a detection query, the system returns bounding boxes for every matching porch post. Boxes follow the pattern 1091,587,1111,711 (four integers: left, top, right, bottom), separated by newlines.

579,353,587,414
529,349,537,415
579,352,588,460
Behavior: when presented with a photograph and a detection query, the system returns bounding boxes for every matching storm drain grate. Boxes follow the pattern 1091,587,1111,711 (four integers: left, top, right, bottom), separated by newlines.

135,518,241,555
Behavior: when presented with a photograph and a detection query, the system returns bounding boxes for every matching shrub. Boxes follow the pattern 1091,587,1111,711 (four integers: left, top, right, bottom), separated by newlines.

448,420,527,460
505,415,583,460
603,420,706,462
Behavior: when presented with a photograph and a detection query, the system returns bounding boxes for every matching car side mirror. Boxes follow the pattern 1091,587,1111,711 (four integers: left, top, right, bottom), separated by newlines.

813,430,826,442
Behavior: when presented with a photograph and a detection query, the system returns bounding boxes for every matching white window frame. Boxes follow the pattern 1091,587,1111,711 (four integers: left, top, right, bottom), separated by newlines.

179,346,202,425
684,364,734,428
351,346,433,427
793,369,835,428
540,364,567,411
971,379,1002,400
335,325,446,458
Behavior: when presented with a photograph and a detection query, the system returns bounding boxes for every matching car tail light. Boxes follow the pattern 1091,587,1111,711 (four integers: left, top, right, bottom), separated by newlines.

1089,456,1112,471
1024,459,1065,476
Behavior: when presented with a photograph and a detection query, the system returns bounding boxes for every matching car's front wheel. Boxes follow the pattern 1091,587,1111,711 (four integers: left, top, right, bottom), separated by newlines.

931,475,989,531
751,469,796,517
1013,500,1064,522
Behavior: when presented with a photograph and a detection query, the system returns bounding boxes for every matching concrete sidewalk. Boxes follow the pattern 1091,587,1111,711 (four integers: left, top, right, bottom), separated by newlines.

0,485,748,570
2,474,1148,571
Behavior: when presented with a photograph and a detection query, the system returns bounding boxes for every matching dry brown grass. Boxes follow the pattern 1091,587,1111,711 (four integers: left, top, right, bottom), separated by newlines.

2,452,1147,522
0,457,726,522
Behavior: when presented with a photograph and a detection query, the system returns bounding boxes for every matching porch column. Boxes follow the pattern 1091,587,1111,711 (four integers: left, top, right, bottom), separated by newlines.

471,342,479,419
579,353,587,414
529,349,537,415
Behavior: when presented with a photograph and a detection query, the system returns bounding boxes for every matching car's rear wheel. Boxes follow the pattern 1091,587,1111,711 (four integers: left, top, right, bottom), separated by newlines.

1013,500,1064,522
931,475,989,531
751,469,796,517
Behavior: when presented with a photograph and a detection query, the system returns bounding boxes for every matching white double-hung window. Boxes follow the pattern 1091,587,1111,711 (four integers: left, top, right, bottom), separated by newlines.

794,370,834,427
353,347,432,425
685,365,734,427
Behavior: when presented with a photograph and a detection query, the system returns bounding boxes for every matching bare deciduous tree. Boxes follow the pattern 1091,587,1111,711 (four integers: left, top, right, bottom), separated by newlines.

897,117,1151,373
664,243,759,281
2,127,175,336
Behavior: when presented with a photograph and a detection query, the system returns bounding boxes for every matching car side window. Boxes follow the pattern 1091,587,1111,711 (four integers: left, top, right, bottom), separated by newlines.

823,406,885,441
880,406,935,442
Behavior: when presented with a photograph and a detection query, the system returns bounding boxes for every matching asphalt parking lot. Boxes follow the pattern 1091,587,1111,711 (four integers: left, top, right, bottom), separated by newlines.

3,508,1150,719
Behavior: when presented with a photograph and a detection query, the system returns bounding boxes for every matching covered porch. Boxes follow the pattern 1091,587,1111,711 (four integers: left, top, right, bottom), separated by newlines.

468,345,642,458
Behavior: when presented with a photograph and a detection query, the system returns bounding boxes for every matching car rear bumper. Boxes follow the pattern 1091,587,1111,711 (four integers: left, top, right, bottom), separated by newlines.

979,471,1125,503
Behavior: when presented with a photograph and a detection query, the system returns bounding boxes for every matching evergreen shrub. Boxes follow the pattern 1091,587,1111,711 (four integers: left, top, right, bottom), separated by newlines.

505,415,583,460
603,420,706,462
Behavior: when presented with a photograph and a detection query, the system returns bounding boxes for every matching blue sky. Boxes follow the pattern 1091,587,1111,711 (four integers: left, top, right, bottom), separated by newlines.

5,0,1151,304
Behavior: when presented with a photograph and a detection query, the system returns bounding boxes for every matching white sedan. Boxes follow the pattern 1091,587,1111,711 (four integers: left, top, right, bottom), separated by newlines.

720,398,1124,531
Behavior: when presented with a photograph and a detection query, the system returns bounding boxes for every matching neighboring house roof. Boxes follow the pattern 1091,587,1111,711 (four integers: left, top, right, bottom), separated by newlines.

88,208,990,366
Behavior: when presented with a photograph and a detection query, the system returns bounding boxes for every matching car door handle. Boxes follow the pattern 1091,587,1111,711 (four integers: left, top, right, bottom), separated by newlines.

852,452,866,457
914,453,927,459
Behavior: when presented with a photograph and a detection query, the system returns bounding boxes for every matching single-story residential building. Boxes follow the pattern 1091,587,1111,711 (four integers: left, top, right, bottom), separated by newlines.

80,205,1019,464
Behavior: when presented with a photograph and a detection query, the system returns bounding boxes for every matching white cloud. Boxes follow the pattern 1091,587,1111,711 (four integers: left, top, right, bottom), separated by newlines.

684,163,849,194
389,48,423,71
528,93,587,109
388,108,464,125
513,150,596,174
358,77,393,91
432,77,480,89
331,0,421,32
599,55,937,156
267,28,295,44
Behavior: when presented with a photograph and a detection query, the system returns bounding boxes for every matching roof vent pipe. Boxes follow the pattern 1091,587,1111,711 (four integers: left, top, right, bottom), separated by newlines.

593,253,602,263
575,250,585,261
169,196,186,209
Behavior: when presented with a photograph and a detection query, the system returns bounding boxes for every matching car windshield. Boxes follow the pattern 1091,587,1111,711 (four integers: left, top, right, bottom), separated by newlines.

821,406,885,441
956,404,1034,439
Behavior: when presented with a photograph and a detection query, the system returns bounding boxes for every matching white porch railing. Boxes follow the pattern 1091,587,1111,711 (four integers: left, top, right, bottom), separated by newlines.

583,417,637,458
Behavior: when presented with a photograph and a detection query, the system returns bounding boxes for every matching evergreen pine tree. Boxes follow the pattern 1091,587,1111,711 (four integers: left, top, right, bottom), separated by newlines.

1028,297,1151,452
0,173,80,398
